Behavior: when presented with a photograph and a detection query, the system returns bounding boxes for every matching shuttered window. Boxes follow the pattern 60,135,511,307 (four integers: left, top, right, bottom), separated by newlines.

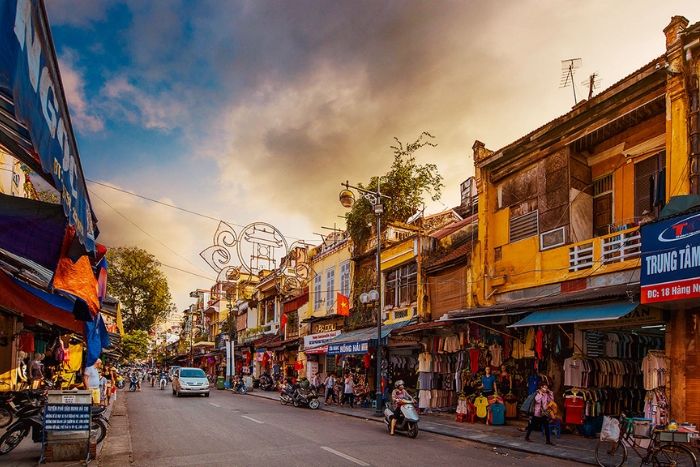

509,210,538,243
634,151,666,218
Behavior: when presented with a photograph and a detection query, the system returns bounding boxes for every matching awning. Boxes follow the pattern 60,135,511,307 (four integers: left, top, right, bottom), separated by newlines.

325,321,413,355
508,301,639,328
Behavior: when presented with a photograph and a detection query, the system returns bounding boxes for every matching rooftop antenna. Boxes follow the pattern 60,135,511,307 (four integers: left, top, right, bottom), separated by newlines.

560,58,582,104
582,72,601,100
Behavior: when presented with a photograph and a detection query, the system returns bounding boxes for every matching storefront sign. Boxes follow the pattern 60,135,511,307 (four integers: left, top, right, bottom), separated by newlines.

327,341,368,355
388,335,420,346
0,0,96,252
641,212,700,304
312,317,344,334
307,361,318,377
303,330,341,348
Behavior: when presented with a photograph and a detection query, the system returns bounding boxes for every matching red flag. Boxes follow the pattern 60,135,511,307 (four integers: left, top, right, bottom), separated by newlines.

337,293,350,316
281,312,288,328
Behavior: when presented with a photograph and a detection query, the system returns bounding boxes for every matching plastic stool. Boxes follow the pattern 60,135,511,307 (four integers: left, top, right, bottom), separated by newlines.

542,418,562,439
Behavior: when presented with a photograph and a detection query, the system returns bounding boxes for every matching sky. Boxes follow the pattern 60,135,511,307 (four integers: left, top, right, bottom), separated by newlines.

42,0,700,316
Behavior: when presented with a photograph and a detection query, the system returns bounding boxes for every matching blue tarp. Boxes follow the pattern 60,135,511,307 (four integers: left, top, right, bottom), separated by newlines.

507,301,639,328
84,313,111,366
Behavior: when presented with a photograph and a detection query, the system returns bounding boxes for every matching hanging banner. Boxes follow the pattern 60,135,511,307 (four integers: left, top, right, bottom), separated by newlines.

0,0,96,253
641,211,700,304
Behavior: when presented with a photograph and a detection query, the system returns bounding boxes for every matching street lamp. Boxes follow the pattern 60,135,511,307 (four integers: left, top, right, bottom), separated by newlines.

340,180,390,416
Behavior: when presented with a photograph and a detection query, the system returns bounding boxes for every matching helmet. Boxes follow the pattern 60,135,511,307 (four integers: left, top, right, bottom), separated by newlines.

394,380,405,388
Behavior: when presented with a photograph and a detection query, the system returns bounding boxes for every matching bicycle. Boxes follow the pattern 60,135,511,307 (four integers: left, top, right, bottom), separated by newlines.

595,414,698,467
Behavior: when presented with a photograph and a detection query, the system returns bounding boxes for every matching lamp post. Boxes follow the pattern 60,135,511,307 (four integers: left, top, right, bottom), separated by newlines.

339,180,390,416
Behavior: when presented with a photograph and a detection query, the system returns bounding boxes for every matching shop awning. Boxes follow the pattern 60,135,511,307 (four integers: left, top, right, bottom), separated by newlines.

507,301,639,328
325,321,413,355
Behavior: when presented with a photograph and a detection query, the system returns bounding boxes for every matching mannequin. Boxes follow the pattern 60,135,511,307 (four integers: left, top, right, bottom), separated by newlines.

17,351,28,388
481,366,497,397
30,353,44,389
498,364,512,392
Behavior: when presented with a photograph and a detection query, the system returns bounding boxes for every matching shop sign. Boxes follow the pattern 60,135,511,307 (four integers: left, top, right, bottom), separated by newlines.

388,335,419,346
307,361,318,376
312,317,344,334
0,0,96,252
327,341,368,355
641,212,700,304
575,307,664,329
304,330,341,348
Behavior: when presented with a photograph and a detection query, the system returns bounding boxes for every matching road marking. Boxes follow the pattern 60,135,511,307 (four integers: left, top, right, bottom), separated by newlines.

209,403,220,407
320,446,370,466
241,415,263,424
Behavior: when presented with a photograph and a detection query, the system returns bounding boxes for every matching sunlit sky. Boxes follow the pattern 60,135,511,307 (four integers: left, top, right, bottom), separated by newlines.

44,0,700,315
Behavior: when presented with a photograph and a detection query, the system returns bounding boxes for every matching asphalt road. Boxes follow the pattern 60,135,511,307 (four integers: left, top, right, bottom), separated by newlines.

125,384,585,467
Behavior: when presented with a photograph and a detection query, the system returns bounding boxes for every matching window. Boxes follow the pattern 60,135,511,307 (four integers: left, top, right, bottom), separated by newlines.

314,274,322,310
340,261,351,297
325,267,335,306
385,262,418,308
635,151,666,219
260,299,274,325
509,210,538,243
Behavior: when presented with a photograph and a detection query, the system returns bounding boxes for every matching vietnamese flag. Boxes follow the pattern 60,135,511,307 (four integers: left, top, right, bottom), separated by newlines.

281,312,288,328
337,293,350,316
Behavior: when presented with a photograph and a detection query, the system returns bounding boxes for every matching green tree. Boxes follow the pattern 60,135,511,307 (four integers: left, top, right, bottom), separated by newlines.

106,246,176,333
120,330,150,363
346,132,443,248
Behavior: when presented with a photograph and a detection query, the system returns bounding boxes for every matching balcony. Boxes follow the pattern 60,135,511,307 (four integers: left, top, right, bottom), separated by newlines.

569,226,641,272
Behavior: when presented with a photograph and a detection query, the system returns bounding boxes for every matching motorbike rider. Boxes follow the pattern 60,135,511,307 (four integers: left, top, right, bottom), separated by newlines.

159,370,168,388
390,380,411,436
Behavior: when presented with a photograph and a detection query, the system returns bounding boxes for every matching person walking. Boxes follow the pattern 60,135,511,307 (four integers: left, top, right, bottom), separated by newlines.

340,373,355,408
524,381,556,445
323,372,336,405
84,359,102,404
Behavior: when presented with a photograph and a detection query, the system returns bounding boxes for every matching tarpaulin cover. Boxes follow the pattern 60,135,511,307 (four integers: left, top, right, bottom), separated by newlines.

52,227,99,318
0,271,82,334
0,192,65,270
84,313,111,366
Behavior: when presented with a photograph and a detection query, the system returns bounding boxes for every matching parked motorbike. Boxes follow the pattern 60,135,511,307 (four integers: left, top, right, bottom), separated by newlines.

279,381,295,405
0,404,44,454
383,396,419,438
90,405,109,445
259,374,274,391
0,388,48,429
115,376,124,389
231,379,247,395
291,384,320,410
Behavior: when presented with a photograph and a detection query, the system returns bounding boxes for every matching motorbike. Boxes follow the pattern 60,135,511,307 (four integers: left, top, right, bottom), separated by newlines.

115,376,124,389
259,374,275,391
0,404,44,454
0,388,48,429
159,375,168,390
279,381,295,405
383,396,419,438
90,405,110,445
129,376,139,392
231,379,247,395
291,383,320,410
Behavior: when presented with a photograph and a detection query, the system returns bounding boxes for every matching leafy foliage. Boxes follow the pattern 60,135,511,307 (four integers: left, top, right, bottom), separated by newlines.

106,246,176,333
346,132,443,249
120,330,150,363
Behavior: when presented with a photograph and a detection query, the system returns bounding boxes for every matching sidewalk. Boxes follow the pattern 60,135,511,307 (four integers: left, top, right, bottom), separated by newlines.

244,388,601,465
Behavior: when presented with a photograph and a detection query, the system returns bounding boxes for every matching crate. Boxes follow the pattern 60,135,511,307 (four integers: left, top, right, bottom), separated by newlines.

658,431,698,443
633,419,653,439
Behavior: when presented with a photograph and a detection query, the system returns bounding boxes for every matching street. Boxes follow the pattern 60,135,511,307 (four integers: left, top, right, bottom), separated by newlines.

124,385,585,467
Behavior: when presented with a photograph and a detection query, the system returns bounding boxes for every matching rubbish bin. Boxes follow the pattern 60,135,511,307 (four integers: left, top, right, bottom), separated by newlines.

217,376,225,390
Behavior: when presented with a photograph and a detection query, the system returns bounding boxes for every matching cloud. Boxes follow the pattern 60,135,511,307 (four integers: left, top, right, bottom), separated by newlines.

57,51,104,132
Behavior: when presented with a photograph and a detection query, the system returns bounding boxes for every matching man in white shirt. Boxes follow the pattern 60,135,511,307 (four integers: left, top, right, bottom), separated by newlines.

84,359,102,404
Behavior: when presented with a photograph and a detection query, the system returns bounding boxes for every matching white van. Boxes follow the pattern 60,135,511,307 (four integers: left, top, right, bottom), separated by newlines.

172,367,210,397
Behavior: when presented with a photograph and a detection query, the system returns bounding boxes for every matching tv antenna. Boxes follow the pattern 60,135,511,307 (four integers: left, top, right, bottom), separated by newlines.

582,72,601,100
560,58,582,104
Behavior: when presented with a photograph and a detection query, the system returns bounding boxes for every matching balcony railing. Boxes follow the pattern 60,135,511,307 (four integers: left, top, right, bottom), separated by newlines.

568,226,641,272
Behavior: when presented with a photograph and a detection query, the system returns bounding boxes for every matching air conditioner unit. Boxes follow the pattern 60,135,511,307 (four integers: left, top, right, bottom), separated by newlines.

540,226,567,250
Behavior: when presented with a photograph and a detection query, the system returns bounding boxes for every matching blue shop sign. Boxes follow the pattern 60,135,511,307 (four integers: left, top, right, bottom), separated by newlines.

327,341,368,355
641,211,700,304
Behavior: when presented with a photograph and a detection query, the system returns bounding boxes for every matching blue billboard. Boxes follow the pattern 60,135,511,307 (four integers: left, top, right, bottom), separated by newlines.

641,211,700,304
